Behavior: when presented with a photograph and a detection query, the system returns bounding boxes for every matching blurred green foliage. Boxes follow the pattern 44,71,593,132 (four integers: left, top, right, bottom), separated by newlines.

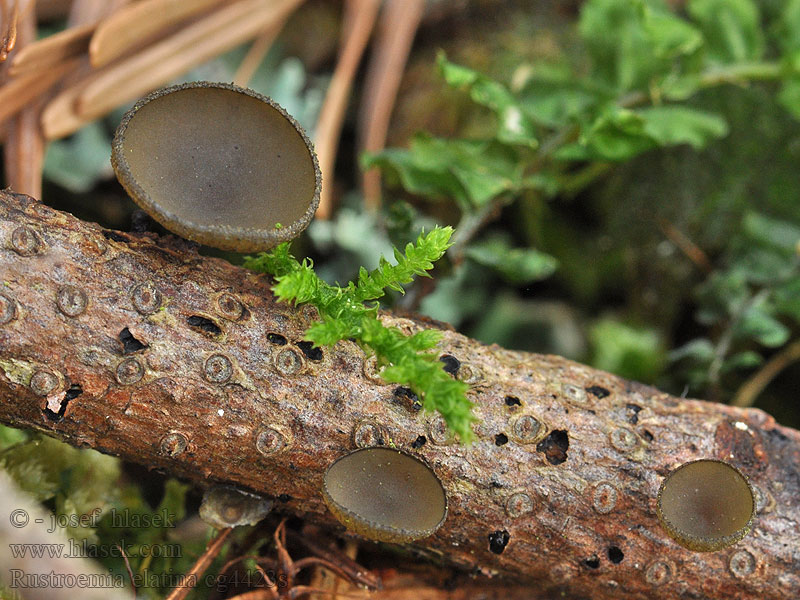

366,0,800,417
5,0,800,596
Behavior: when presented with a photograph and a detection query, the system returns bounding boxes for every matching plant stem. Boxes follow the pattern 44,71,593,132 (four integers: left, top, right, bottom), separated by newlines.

732,339,800,408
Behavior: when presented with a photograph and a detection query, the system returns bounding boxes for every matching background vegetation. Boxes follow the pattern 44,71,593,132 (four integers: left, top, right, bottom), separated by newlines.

2,0,800,597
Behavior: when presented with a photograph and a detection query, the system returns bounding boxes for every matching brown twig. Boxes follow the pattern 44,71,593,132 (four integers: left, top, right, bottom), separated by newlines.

358,0,424,211
657,218,713,274
41,0,305,139
233,18,287,87
314,0,380,219
732,339,800,408
1,191,799,599
2,0,43,198
164,527,233,600
88,0,227,68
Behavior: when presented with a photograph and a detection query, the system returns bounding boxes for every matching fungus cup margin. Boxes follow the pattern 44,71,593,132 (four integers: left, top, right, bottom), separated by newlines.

322,447,448,544
111,81,321,252
656,458,756,552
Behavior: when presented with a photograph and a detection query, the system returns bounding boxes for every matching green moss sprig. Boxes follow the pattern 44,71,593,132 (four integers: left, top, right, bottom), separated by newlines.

244,227,475,442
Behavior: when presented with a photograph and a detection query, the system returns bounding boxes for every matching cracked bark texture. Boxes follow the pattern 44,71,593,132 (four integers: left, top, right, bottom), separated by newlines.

0,191,798,600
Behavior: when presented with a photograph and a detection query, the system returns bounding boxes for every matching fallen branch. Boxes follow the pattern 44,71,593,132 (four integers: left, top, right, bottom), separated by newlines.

0,191,798,599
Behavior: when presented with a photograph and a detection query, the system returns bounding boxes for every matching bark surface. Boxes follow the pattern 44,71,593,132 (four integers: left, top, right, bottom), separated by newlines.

0,191,798,599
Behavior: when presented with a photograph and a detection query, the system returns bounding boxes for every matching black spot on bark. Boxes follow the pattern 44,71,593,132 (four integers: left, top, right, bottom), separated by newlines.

411,435,427,449
439,354,461,376
102,230,128,243
626,403,642,424
643,430,654,442
608,546,624,564
583,555,600,569
536,429,569,465
44,384,82,422
586,385,610,399
504,396,522,407
267,333,287,345
297,341,323,361
187,315,222,336
488,530,510,554
495,433,509,446
119,327,147,354
393,386,422,411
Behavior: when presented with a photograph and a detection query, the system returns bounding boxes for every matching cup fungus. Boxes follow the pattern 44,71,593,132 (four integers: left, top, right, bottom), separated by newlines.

657,459,756,552
198,485,273,529
322,447,447,543
111,81,321,252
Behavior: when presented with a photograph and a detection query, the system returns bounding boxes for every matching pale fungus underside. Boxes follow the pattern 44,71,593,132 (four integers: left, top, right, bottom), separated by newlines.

198,485,273,530
657,459,756,552
111,81,321,252
322,447,447,543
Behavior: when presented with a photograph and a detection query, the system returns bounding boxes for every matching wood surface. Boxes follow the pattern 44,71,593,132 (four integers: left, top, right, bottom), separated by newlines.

0,190,798,599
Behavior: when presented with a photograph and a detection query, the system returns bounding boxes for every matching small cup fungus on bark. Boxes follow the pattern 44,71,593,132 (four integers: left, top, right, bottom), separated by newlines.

111,81,321,252
199,485,273,529
656,459,756,552
322,447,447,543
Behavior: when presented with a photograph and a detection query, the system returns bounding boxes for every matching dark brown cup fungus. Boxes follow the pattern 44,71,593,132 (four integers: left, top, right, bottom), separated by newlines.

111,81,321,252
657,459,756,552
322,447,447,543
198,485,273,529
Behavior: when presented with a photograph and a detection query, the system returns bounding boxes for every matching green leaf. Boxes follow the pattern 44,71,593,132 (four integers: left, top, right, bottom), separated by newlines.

778,0,800,53
736,304,790,347
437,52,538,148
721,350,763,373
556,106,656,161
579,0,682,92
778,76,800,120
518,63,603,128
694,271,750,324
589,318,665,382
742,212,800,253
364,134,524,209
669,338,715,363
687,0,764,63
643,9,704,60
465,235,558,284
774,278,800,322
638,105,728,149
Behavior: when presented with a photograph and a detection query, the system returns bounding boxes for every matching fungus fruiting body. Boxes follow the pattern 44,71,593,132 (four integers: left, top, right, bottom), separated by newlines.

112,81,320,252
198,485,273,529
322,447,447,543
657,459,755,552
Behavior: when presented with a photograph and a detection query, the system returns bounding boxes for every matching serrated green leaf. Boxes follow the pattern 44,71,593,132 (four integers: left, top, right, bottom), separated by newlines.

557,106,656,161
437,52,538,148
736,304,790,347
364,134,524,209
778,76,800,120
638,105,728,149
774,278,800,322
688,0,764,63
579,0,668,92
246,227,474,442
668,338,715,363
778,0,800,54
742,212,800,253
518,64,602,128
721,350,763,373
466,236,557,284
589,318,665,381
643,8,704,60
